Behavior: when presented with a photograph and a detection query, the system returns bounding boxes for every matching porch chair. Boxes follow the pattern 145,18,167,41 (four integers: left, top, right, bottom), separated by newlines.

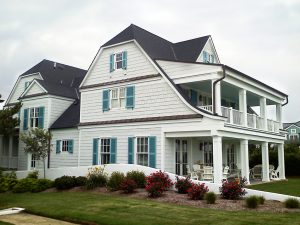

186,165,199,180
222,166,230,180
250,164,262,179
270,166,280,180
202,166,213,182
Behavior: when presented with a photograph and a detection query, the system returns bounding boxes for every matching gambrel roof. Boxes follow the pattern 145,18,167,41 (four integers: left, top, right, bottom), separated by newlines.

102,24,210,62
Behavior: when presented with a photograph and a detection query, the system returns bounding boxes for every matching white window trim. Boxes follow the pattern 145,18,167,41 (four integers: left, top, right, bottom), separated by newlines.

59,139,73,154
290,129,297,134
134,136,150,167
29,107,40,128
114,52,123,70
110,87,126,110
98,137,111,165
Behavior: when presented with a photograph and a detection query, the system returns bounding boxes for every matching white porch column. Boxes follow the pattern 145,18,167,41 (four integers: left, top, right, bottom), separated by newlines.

213,136,223,183
8,135,13,169
239,89,247,126
276,103,283,129
240,139,250,183
260,97,267,130
161,131,165,171
212,80,222,116
278,143,286,179
261,142,270,182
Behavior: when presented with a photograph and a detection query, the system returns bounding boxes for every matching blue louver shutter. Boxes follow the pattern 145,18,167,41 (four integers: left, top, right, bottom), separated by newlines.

110,138,117,163
93,138,99,165
126,86,135,109
203,51,208,63
149,136,156,168
68,140,73,154
128,137,134,164
211,55,214,63
122,51,127,69
102,89,110,112
56,140,61,154
23,108,28,130
38,106,44,129
109,54,115,72
190,90,198,105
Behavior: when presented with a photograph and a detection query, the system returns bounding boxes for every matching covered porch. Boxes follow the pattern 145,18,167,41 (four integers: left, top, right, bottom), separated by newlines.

162,133,286,184
0,134,19,169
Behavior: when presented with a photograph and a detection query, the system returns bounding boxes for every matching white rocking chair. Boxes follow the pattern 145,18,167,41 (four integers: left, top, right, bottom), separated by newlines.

202,166,213,182
186,165,199,180
270,166,280,180
222,166,230,180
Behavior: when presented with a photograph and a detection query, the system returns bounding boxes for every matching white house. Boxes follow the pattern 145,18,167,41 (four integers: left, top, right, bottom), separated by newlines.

0,24,288,184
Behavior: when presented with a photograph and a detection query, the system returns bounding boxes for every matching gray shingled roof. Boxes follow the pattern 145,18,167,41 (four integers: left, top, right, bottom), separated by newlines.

51,102,80,129
283,121,300,129
102,24,210,62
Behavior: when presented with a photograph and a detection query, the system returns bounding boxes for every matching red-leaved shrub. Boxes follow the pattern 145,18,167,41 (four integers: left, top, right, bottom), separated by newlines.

220,179,246,200
187,183,209,200
119,178,137,193
175,177,193,194
145,171,173,198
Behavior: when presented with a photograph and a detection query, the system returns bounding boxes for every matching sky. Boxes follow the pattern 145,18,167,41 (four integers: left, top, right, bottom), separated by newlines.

0,0,299,122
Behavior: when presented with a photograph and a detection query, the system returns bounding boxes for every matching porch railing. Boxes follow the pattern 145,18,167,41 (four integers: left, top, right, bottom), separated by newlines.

199,105,281,133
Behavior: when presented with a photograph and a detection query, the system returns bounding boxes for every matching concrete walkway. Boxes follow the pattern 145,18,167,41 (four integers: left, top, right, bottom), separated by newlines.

0,213,77,225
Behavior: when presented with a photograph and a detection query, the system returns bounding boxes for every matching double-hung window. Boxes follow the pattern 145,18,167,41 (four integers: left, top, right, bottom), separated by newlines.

137,137,149,166
30,107,40,128
115,53,123,69
62,140,72,152
111,87,126,109
100,138,111,164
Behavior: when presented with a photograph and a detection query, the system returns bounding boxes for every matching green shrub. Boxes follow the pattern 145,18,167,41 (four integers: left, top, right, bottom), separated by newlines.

12,178,36,193
175,177,193,194
204,192,217,204
26,170,39,179
126,170,146,188
75,176,87,187
86,166,108,190
54,176,76,190
31,179,54,193
107,172,125,191
284,198,300,209
246,196,259,209
0,177,18,192
120,178,137,193
4,171,16,179
0,169,3,178
258,196,265,205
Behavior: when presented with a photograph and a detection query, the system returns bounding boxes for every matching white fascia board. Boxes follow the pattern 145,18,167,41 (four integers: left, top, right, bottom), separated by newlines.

173,72,221,84
79,40,134,89
225,70,286,102
5,72,42,105
21,94,74,102
133,40,225,121
20,79,48,98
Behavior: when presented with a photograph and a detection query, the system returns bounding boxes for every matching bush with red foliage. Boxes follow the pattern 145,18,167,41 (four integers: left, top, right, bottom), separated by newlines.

220,178,247,200
145,171,173,198
175,176,193,194
119,178,137,193
187,183,209,200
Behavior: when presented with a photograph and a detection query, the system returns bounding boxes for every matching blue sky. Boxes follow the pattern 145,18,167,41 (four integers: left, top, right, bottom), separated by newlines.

0,0,299,122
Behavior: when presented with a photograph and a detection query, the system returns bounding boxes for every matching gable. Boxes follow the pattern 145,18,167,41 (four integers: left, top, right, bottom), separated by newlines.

6,73,43,105
24,82,46,97
287,125,300,133
196,37,220,63
81,41,158,87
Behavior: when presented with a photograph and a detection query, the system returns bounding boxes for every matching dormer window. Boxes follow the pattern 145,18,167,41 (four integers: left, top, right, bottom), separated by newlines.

109,51,127,72
203,51,214,63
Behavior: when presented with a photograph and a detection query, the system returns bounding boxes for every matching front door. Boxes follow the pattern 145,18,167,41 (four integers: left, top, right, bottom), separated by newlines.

175,139,188,175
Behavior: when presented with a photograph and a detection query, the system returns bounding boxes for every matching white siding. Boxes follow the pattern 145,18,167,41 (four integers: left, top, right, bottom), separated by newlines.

25,83,45,96
196,38,220,63
164,138,175,173
48,97,74,127
18,97,49,170
80,78,195,123
50,128,79,168
79,125,162,169
82,42,157,86
156,60,222,81
7,74,42,104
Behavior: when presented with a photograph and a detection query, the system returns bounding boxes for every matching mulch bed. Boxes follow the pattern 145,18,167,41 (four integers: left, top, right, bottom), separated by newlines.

43,187,300,213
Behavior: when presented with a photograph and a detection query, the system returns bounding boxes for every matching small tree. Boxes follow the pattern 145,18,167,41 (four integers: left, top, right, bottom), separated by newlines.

20,128,52,178
0,102,22,136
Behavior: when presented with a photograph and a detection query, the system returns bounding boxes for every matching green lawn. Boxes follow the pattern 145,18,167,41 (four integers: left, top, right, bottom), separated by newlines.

0,221,13,225
0,192,299,225
248,178,300,197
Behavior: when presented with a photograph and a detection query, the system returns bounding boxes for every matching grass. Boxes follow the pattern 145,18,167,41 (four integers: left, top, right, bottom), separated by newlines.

0,192,300,225
248,178,300,197
0,221,14,225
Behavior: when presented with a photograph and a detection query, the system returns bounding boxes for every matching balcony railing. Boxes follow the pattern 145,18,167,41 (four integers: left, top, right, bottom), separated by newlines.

199,105,280,133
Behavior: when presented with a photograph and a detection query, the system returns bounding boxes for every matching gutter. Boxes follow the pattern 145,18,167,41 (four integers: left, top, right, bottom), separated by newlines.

212,65,226,115
282,96,288,106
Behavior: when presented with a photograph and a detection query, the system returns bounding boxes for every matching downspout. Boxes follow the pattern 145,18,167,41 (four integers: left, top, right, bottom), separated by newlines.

212,65,226,115
282,96,288,106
